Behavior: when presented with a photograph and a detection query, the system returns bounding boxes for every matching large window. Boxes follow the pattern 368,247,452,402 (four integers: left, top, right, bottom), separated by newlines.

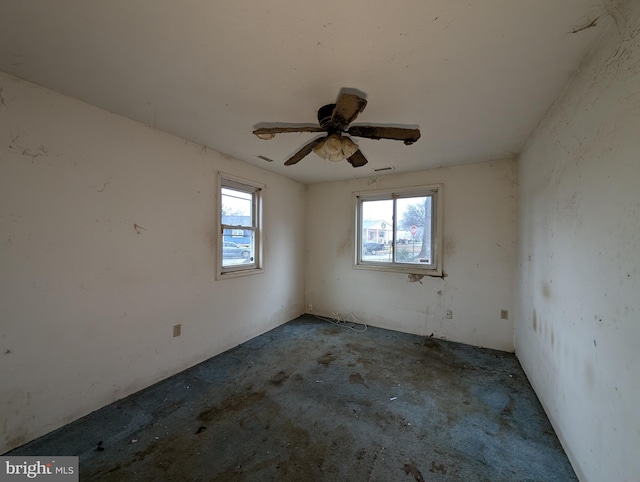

355,184,443,276
218,174,263,278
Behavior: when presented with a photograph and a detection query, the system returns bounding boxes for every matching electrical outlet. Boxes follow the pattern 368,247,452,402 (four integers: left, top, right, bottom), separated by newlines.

500,309,509,320
446,309,453,319
173,324,181,337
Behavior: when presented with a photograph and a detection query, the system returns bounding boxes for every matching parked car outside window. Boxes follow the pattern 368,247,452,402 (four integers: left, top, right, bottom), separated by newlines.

363,241,386,255
223,241,250,259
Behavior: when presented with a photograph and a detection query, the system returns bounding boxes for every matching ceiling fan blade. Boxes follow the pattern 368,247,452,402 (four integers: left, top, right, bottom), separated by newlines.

331,93,368,130
284,137,325,166
347,125,421,145
253,126,325,139
347,149,368,168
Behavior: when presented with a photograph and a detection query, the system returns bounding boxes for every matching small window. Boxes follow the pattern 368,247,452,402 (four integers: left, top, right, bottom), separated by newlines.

355,184,443,276
218,174,263,278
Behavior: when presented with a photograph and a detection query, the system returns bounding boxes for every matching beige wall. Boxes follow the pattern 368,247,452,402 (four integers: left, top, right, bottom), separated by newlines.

0,72,306,453
306,159,517,351
515,1,640,480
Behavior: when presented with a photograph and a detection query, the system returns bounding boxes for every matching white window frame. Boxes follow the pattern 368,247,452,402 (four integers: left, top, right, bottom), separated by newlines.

354,184,443,277
217,173,264,279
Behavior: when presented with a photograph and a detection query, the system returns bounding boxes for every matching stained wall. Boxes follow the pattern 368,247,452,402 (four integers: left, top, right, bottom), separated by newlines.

0,72,306,453
515,1,640,479
306,159,517,351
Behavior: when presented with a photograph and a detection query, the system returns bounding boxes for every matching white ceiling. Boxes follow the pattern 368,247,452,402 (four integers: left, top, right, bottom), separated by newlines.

0,1,610,184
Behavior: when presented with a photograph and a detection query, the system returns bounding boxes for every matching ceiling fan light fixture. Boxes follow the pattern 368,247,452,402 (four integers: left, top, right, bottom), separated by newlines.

312,134,358,162
324,136,342,156
311,141,325,159
341,136,358,158
256,132,276,140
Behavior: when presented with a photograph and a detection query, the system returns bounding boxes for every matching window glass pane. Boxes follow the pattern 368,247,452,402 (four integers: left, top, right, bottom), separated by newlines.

361,199,393,263
221,186,255,269
219,176,263,278
396,196,432,264
355,185,441,275
222,187,252,218
222,229,255,267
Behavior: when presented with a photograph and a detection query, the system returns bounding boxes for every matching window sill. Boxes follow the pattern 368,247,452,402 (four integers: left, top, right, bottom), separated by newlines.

217,267,264,281
353,262,442,277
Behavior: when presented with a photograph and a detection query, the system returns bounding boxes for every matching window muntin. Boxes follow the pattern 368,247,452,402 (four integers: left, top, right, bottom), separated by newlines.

355,185,442,276
218,175,263,278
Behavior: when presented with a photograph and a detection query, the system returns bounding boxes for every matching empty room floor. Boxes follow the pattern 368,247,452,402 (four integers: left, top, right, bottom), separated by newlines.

8,315,577,481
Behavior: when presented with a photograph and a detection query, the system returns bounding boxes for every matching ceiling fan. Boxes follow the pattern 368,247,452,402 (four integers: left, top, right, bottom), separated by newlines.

253,91,420,168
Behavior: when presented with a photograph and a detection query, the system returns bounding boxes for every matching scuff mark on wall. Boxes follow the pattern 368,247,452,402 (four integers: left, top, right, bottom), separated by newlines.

206,225,217,251
133,223,147,235
542,282,551,299
408,274,424,284
8,135,47,160
0,86,6,107
570,15,604,34
444,237,456,257
96,180,111,193
585,362,595,389
5,435,28,451
336,225,353,257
